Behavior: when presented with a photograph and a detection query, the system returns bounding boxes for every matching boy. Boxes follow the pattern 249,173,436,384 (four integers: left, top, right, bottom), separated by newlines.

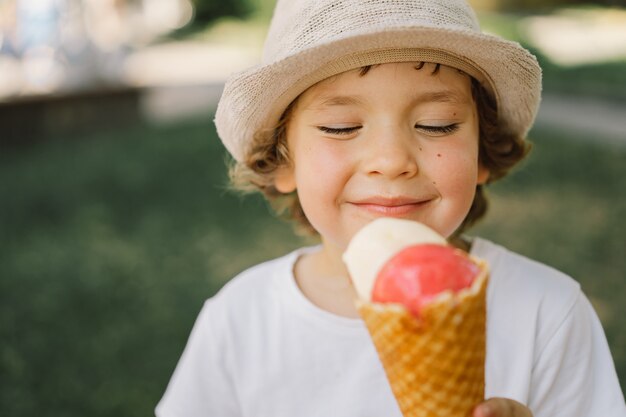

156,0,626,416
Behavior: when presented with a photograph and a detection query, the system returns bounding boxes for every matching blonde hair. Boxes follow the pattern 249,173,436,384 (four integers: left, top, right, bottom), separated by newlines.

229,65,531,236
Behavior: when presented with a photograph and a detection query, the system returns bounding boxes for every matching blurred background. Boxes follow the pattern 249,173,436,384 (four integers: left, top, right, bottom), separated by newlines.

1,0,625,415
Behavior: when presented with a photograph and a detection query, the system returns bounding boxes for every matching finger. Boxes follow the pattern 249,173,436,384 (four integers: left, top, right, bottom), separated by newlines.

473,398,533,417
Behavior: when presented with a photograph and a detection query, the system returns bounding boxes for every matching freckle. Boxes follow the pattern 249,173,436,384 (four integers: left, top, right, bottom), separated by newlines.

432,181,437,185
419,147,423,151
437,153,442,157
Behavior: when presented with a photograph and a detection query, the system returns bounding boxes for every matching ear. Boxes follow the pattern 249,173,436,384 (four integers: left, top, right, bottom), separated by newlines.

477,164,490,185
274,165,296,193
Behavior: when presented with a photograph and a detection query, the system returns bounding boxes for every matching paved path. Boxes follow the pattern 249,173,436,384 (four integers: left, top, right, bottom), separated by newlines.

534,94,626,147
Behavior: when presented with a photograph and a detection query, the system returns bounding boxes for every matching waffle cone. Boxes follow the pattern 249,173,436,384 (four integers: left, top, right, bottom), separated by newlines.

358,261,488,417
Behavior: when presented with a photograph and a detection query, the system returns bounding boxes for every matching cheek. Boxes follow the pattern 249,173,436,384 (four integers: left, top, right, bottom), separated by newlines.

430,142,480,195
293,142,352,232
428,147,479,236
292,141,352,223
295,142,349,187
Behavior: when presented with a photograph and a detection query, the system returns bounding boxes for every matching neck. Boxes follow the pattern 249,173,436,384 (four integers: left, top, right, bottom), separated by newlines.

292,240,360,318
449,234,472,253
318,238,350,276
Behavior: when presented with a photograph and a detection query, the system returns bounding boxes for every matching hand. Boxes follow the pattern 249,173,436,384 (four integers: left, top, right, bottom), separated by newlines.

472,398,533,417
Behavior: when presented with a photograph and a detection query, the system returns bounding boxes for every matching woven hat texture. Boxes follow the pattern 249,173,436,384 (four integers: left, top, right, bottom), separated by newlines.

215,0,542,162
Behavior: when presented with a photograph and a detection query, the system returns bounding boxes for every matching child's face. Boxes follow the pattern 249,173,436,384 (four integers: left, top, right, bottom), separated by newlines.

275,62,489,250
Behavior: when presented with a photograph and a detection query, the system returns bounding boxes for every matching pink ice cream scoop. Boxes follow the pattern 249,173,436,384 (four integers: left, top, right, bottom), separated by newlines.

372,243,480,317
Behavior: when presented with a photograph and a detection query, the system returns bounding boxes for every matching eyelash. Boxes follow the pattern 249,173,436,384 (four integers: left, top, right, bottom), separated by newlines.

415,124,460,134
318,124,460,135
318,126,361,135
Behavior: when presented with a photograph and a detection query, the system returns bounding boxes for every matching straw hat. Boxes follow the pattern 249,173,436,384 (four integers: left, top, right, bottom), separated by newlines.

215,0,542,162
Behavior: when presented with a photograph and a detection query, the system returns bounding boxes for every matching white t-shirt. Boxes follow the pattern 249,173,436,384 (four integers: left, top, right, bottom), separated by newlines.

156,238,626,417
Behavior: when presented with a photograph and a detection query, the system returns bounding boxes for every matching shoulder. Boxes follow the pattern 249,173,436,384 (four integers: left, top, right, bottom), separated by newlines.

154,251,306,417
198,248,303,335
471,238,581,350
472,239,626,416
472,237,580,304
215,249,298,301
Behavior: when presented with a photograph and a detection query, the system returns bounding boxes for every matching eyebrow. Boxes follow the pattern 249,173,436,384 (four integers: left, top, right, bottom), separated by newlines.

316,95,365,108
411,90,470,104
311,89,469,111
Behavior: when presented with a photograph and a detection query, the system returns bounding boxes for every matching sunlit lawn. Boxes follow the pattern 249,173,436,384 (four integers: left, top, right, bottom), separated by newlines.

1,116,624,416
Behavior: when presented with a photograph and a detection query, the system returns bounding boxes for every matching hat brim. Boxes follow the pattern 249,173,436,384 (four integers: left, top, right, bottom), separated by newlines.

215,27,541,161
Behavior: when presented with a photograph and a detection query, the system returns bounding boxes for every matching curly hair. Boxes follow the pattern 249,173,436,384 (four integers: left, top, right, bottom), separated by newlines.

229,64,531,236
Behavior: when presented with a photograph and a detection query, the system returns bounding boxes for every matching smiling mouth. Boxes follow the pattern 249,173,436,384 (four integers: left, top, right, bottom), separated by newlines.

349,197,434,216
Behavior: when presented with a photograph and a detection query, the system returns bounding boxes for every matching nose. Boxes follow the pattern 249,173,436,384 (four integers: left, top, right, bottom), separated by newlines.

361,126,419,179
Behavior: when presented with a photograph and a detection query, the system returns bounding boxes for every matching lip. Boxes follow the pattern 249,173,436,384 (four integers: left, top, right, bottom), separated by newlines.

349,196,434,216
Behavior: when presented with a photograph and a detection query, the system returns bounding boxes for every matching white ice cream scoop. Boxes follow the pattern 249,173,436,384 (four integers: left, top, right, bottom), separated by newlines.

342,218,447,302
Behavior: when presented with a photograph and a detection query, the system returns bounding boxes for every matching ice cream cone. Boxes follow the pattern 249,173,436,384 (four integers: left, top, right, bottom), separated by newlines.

357,260,489,417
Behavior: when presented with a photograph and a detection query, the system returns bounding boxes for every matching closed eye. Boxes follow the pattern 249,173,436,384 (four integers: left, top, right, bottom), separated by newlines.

318,126,362,135
415,123,460,135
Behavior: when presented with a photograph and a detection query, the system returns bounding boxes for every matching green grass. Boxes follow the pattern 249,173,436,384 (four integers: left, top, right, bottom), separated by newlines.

538,58,626,102
0,120,304,417
0,117,624,416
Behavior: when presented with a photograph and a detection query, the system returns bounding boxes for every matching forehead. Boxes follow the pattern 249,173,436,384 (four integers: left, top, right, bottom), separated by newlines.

296,62,473,109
